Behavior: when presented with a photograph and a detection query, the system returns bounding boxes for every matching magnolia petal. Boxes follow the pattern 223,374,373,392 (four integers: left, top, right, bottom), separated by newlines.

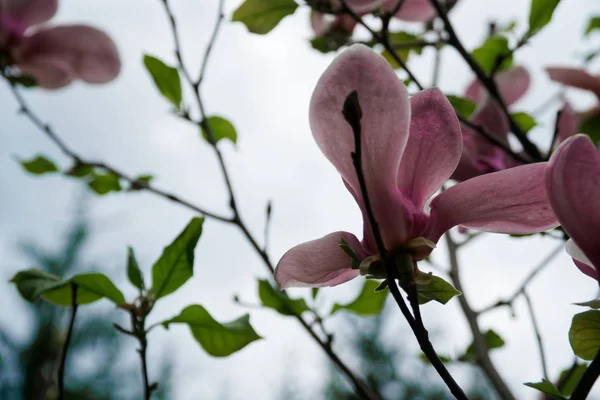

428,163,558,242
310,44,412,247
566,239,598,279
465,66,530,106
18,56,75,88
274,232,365,289
470,99,511,171
331,0,383,14
547,134,600,271
547,67,600,99
553,102,579,148
1,0,58,28
310,11,327,36
18,25,120,85
397,88,462,208
383,0,436,21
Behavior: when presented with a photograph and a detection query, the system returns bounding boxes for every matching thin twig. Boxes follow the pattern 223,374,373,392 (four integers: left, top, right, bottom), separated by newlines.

570,350,600,400
428,0,543,162
522,290,549,379
58,283,78,400
445,233,516,400
343,91,468,400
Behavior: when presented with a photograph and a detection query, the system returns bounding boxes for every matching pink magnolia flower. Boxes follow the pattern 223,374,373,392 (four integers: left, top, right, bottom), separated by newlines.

0,0,120,89
275,45,558,289
547,67,600,121
311,11,356,37
546,134,600,280
382,0,436,21
465,66,531,107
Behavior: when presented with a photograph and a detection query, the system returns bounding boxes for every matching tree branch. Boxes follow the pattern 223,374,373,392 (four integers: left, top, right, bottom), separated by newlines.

570,350,600,400
522,290,549,379
58,283,78,400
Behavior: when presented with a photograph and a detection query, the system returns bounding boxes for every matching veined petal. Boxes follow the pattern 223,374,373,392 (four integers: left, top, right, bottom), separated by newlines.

547,134,600,271
18,25,120,85
384,0,436,21
397,88,462,209
566,239,598,279
465,66,530,106
274,232,364,289
547,67,600,98
310,44,412,247
428,163,558,242
17,56,74,88
553,102,579,148
1,0,57,28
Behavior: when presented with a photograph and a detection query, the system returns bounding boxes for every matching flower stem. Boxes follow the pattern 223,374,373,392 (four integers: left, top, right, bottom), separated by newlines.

58,283,78,400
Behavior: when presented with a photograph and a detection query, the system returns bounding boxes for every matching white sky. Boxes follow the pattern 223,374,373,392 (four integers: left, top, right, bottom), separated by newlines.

1,0,600,399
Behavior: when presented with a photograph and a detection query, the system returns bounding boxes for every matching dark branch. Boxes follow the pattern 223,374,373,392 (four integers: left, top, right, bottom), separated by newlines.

58,283,78,400
570,350,600,400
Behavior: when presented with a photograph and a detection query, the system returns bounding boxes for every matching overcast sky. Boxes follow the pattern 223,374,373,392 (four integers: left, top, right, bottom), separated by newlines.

1,0,600,399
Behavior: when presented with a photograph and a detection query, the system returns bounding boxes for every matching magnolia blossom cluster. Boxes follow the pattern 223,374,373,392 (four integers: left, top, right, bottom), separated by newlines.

0,0,120,88
274,45,599,290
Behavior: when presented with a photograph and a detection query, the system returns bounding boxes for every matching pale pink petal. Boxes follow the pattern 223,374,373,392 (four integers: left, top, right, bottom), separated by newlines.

310,44,412,247
384,0,436,21
18,25,120,84
310,11,327,36
1,0,57,28
275,232,365,289
553,102,579,148
450,150,481,181
331,0,383,14
397,88,462,209
547,134,600,271
469,99,511,171
465,66,530,106
428,163,558,242
547,67,600,98
566,239,598,279
17,56,75,88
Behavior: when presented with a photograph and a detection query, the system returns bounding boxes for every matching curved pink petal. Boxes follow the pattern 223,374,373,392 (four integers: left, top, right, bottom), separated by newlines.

465,66,530,106
397,88,462,209
275,231,365,289
451,150,481,182
547,67,600,98
18,25,120,85
17,56,75,88
469,99,510,171
310,11,327,36
331,0,383,14
309,44,412,247
384,0,436,21
428,163,558,242
566,239,598,279
1,0,57,28
546,134,600,271
553,102,579,148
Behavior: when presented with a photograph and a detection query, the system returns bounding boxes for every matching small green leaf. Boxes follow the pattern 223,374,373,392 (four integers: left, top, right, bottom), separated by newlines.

257,279,309,316
511,112,538,134
232,0,298,35
143,54,182,109
418,352,453,364
331,280,388,316
557,363,587,396
524,379,566,399
463,330,505,360
65,163,93,178
585,16,600,36
381,31,423,69
129,174,154,191
416,275,461,305
200,116,238,145
446,95,477,119
151,217,204,300
579,113,600,144
87,172,122,195
10,269,126,306
569,310,600,360
528,0,561,35
127,247,145,291
472,35,512,74
311,287,319,300
162,305,261,357
19,155,59,175
8,75,37,88
574,299,600,309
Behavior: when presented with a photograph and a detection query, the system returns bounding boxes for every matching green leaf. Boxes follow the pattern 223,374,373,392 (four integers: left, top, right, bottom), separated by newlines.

257,279,309,316
446,95,477,119
65,162,94,178
585,16,600,36
557,363,587,396
19,155,59,175
574,299,600,309
524,379,566,399
129,174,154,191
331,280,388,316
10,269,126,306
8,75,37,88
418,352,453,364
311,287,319,300
381,31,423,69
127,247,145,291
416,275,461,305
463,330,505,360
200,116,238,145
579,113,600,144
471,35,512,75
232,0,298,35
151,217,204,300
87,172,122,195
528,0,561,35
511,112,538,134
162,305,261,357
569,310,600,360
143,54,182,109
